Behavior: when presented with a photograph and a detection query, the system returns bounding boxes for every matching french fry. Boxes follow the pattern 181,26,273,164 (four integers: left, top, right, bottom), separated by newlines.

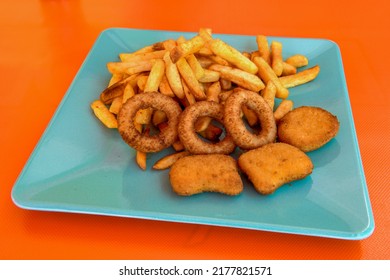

206,81,221,102
186,54,205,80
108,73,124,87
195,116,213,132
107,60,153,75
144,59,165,93
122,82,136,104
176,57,206,100
158,75,175,97
198,123,223,142
120,50,166,63
181,78,196,106
261,80,276,110
285,54,309,68
136,150,147,170
210,39,258,74
256,35,271,64
90,100,118,128
152,110,168,126
153,151,191,170
119,45,155,61
109,96,123,115
271,41,284,76
281,61,297,76
279,65,320,88
170,35,205,63
163,52,185,99
208,64,265,92
196,56,215,68
198,69,220,83
274,99,294,122
134,107,153,125
137,75,148,92
172,140,185,152
253,56,289,99
242,105,258,127
100,76,133,104
209,55,230,66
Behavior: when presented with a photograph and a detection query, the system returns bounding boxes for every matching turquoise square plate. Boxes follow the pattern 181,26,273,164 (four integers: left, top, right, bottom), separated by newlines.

11,28,374,240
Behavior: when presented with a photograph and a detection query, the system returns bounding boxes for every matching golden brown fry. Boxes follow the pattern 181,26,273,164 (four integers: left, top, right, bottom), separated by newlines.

198,27,213,42
144,59,165,93
279,65,320,88
153,151,191,170
281,61,297,76
261,80,276,110
163,52,185,99
274,99,294,122
209,64,265,92
136,75,148,92
209,55,230,66
90,100,118,128
198,69,220,83
210,39,258,74
196,56,215,68
181,78,197,106
176,57,206,100
120,50,166,63
100,76,131,104
206,81,221,102
271,41,283,76
134,107,153,125
109,96,123,115
158,75,175,97
186,54,205,80
170,35,205,63
125,61,155,76
152,110,168,126
119,45,155,61
242,105,258,127
285,54,309,68
253,56,289,99
136,150,147,170
256,35,271,64
123,82,135,104
172,140,185,152
108,73,123,87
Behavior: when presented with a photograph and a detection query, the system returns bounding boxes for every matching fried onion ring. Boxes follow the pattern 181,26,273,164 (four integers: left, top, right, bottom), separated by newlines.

178,101,236,154
118,92,181,153
224,89,277,150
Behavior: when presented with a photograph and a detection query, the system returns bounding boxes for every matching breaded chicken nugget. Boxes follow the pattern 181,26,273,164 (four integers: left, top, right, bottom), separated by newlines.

169,154,243,196
238,143,313,195
277,106,339,152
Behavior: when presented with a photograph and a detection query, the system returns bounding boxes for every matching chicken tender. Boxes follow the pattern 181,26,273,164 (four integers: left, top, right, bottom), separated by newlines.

169,154,243,196
238,142,313,195
277,106,339,152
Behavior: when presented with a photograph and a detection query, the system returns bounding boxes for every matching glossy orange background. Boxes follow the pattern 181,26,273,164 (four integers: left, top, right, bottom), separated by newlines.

1,0,389,259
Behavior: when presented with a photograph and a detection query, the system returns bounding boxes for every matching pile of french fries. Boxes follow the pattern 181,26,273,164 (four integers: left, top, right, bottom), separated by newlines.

91,28,320,170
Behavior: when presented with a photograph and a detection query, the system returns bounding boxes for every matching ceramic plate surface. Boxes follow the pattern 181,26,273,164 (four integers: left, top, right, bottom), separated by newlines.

12,28,374,239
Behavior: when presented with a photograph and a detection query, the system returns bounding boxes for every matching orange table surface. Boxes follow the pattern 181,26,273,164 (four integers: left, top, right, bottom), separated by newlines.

1,0,389,260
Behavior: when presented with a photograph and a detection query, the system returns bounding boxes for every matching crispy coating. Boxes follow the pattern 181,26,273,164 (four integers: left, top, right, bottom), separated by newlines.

277,106,339,152
178,101,236,154
238,142,313,195
118,92,182,153
224,89,277,150
169,154,243,196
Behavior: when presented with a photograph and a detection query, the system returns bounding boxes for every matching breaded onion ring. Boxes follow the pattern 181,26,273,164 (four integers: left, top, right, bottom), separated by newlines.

224,89,277,150
178,101,236,154
118,92,181,153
